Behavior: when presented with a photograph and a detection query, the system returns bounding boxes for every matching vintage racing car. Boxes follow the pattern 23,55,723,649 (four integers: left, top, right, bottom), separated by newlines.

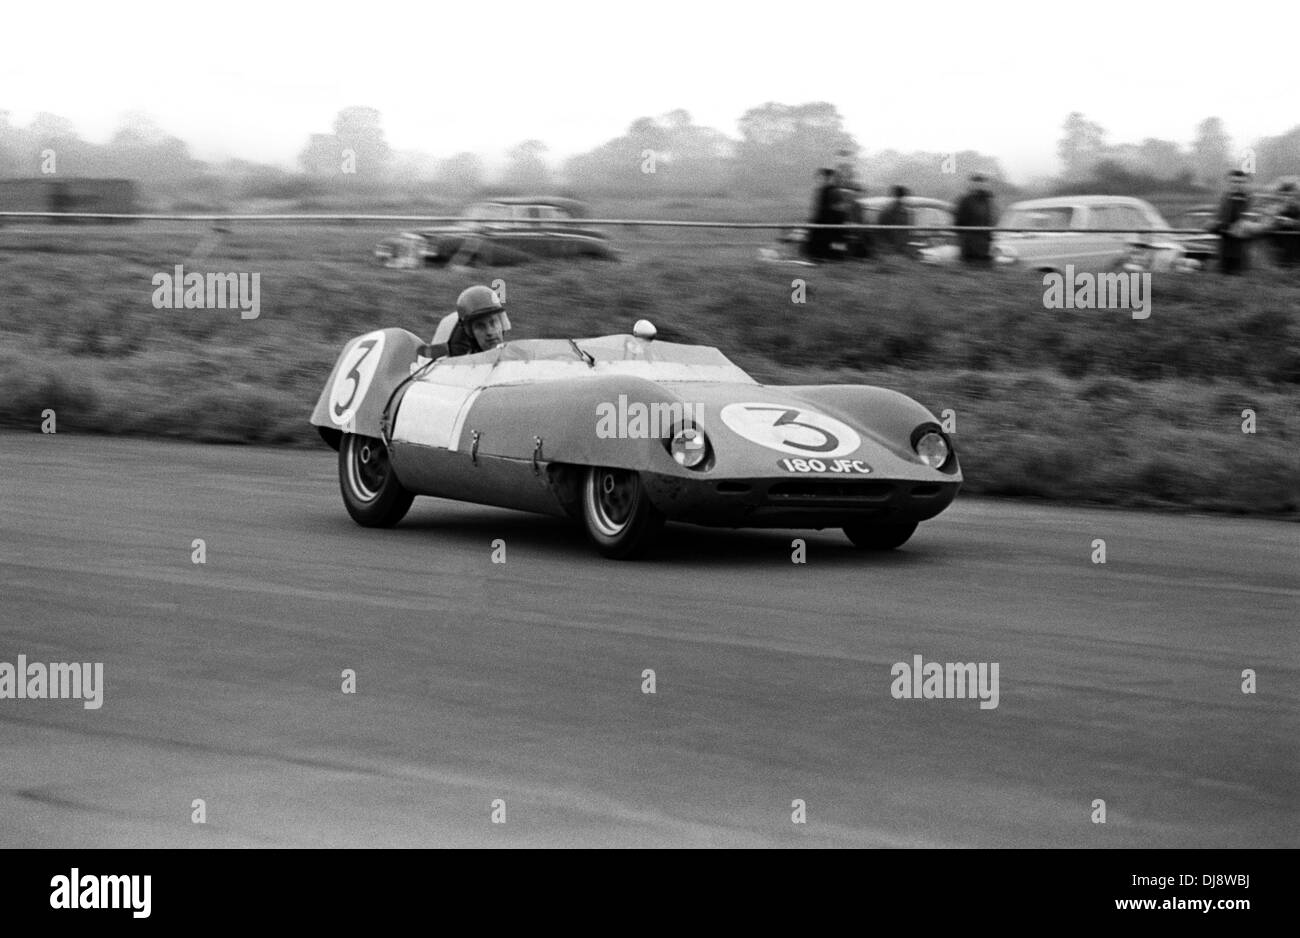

311,321,961,558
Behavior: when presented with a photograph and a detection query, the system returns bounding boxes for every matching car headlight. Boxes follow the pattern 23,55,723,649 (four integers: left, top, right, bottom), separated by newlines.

994,243,1019,265
670,427,708,468
914,431,950,469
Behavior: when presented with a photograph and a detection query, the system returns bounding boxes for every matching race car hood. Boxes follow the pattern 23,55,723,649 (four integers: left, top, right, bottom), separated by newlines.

656,381,957,482
382,336,956,484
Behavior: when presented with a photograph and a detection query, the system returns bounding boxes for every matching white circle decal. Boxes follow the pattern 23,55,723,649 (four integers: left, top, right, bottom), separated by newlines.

329,331,386,426
719,402,862,458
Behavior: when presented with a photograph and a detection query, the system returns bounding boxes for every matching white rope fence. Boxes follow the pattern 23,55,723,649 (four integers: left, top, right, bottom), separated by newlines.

0,212,1239,236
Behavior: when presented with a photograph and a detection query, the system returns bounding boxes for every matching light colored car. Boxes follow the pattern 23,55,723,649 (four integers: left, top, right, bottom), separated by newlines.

922,195,1197,272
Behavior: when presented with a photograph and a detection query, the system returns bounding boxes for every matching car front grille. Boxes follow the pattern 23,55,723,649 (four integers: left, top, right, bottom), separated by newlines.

766,481,895,502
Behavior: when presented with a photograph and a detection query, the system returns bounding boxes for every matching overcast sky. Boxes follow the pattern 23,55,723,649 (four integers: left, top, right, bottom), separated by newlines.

3,0,1295,181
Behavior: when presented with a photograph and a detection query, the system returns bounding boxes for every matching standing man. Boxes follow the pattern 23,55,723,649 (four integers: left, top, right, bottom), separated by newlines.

805,168,842,262
954,174,996,266
878,185,914,254
1213,170,1253,275
1268,182,1300,268
835,153,872,259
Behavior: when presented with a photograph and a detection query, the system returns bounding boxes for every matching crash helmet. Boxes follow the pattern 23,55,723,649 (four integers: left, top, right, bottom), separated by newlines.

456,285,504,321
454,285,511,349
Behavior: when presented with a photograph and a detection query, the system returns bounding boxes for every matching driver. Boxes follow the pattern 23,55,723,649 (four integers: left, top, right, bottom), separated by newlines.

448,285,511,355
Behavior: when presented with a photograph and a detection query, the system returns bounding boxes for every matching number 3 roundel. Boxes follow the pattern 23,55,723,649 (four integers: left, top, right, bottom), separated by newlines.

329,331,386,426
719,403,861,458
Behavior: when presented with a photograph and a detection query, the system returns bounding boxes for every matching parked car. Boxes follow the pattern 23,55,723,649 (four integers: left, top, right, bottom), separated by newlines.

859,196,955,257
373,197,618,268
1160,205,1241,268
922,195,1197,272
1121,187,1300,271
1176,204,1276,232
758,196,954,263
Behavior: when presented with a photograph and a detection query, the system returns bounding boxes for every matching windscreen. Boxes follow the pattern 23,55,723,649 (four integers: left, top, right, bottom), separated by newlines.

421,337,757,387
1000,206,1076,230
565,336,757,384
462,202,511,221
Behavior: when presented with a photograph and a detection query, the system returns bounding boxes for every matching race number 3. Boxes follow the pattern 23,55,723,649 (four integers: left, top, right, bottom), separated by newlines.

719,402,862,458
329,331,386,426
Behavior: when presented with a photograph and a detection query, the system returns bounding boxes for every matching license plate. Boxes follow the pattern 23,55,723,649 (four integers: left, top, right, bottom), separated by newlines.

778,458,871,474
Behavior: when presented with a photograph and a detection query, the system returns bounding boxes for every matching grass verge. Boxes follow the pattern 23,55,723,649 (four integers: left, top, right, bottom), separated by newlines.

1,224,1295,515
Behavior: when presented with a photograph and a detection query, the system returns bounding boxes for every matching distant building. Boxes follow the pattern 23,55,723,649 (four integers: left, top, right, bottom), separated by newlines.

0,178,137,222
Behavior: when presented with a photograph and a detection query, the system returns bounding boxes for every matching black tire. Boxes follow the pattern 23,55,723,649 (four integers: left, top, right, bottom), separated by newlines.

580,467,665,559
843,521,917,550
338,433,414,527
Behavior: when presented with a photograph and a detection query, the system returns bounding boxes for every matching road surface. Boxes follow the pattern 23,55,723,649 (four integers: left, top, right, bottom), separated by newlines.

0,433,1295,847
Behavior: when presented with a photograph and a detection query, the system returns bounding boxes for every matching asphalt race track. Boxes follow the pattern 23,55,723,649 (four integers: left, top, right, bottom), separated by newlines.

1,432,1295,847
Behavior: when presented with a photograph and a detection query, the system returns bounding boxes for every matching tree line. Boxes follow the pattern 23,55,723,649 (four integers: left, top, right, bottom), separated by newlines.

2,104,1297,210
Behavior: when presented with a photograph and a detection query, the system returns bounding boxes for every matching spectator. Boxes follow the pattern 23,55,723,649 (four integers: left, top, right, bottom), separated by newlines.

805,168,843,262
1269,182,1300,268
954,174,996,265
1213,170,1253,275
835,160,873,259
878,185,914,254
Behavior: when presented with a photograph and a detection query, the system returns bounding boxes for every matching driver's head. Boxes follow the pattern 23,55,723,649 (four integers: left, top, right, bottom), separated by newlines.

470,311,508,350
455,285,511,351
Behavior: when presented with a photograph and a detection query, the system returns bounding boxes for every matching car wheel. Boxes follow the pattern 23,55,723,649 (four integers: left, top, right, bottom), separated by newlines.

581,466,664,559
843,521,917,550
339,433,414,527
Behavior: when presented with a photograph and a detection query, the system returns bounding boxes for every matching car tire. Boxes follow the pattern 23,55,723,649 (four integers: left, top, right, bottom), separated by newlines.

843,521,917,550
581,466,665,559
339,433,414,527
